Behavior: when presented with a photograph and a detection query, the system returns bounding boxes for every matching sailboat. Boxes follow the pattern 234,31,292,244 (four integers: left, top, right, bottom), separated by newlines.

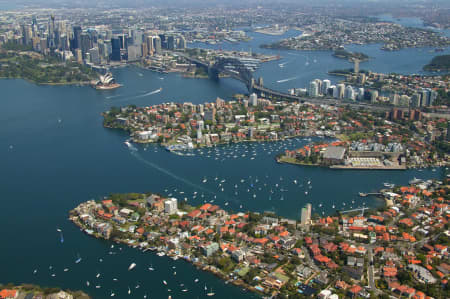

128,263,136,271
207,287,215,296
75,254,82,264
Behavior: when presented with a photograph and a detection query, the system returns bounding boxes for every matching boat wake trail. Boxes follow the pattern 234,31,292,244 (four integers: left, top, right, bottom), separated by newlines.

132,88,162,99
129,150,237,204
105,94,123,99
109,88,162,103
276,76,298,83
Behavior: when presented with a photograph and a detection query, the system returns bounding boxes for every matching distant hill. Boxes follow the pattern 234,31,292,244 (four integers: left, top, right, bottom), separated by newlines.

423,55,450,71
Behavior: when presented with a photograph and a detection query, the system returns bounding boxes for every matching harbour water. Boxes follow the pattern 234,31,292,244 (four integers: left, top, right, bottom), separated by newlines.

0,17,447,299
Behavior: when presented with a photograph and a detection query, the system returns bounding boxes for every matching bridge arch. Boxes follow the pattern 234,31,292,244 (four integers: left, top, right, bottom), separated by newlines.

209,57,254,89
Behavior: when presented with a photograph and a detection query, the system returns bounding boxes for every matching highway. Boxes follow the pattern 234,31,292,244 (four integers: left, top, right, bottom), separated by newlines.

175,51,450,117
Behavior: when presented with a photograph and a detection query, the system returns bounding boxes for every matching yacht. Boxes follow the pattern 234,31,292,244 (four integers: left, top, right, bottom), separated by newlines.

128,263,136,271
409,177,422,184
207,288,215,296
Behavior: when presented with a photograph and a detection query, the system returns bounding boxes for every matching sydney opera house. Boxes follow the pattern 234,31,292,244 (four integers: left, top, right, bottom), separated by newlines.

93,72,121,90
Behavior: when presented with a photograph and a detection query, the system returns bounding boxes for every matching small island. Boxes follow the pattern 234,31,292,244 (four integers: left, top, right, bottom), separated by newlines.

423,55,450,72
0,283,91,299
332,49,369,62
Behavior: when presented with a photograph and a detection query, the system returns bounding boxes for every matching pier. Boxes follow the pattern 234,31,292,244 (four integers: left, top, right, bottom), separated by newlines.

340,206,370,216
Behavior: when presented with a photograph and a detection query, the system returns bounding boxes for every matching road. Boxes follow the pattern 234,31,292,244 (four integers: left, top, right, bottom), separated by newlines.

173,51,450,118
367,248,377,291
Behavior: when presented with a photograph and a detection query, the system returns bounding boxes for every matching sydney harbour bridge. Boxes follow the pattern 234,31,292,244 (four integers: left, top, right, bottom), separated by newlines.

176,52,395,113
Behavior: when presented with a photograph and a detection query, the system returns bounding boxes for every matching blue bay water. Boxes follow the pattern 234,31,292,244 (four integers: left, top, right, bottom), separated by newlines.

0,17,447,298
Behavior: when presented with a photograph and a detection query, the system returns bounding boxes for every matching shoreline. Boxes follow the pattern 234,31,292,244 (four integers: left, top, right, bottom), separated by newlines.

0,76,92,86
129,132,319,149
67,180,396,298
0,283,91,298
69,203,271,296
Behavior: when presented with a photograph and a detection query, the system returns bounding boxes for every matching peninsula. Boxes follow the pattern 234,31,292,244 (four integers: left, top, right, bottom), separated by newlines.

260,17,450,51
69,178,449,298
102,96,448,168
0,283,91,299
0,46,98,85
423,55,450,72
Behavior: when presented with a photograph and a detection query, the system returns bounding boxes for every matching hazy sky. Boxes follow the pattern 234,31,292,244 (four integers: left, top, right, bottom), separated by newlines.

0,0,449,10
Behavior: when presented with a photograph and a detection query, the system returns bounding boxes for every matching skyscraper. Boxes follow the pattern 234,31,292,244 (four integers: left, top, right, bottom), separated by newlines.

72,26,82,50
420,89,429,107
411,93,421,108
337,84,346,99
370,90,379,103
88,47,100,65
110,37,121,61
178,36,186,49
353,59,360,74
344,85,354,100
322,79,331,95
153,36,162,54
249,93,258,106
308,81,318,97
80,33,92,58
164,198,178,214
300,203,312,225
167,35,175,50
